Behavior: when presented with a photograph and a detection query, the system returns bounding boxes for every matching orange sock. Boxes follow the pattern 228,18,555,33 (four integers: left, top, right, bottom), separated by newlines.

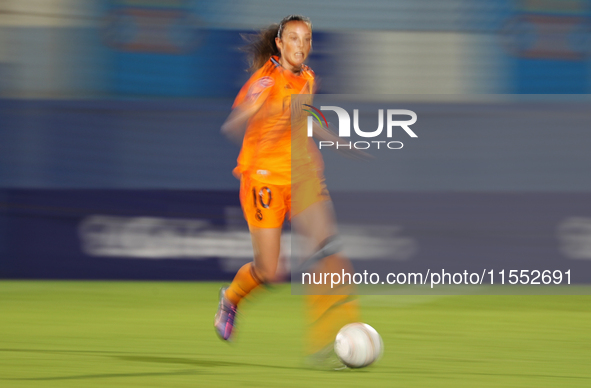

305,254,360,354
306,292,359,354
224,262,263,306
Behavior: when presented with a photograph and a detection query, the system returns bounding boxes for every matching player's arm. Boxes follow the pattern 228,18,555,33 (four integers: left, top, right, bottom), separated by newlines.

221,78,273,144
221,99,265,144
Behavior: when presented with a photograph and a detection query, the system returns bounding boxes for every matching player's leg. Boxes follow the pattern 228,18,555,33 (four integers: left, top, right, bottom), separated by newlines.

214,227,281,341
293,200,359,357
224,226,281,306
291,181,359,362
215,178,285,341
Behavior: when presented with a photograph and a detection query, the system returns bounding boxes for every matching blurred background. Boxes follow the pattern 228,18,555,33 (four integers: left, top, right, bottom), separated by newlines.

1,0,591,281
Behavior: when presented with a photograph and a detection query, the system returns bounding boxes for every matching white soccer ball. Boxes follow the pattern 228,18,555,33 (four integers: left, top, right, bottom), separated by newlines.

334,322,383,368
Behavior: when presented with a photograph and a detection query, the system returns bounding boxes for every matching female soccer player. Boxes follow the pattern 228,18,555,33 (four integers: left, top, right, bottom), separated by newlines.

215,15,359,367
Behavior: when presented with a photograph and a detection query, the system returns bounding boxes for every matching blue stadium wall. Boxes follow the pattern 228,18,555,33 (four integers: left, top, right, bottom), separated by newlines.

2,99,591,281
1,188,591,282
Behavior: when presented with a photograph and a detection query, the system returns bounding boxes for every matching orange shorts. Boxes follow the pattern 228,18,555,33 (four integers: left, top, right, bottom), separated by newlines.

239,174,330,228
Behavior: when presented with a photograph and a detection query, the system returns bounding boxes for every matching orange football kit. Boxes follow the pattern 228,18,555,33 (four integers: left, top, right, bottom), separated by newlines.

226,56,358,356
233,55,328,229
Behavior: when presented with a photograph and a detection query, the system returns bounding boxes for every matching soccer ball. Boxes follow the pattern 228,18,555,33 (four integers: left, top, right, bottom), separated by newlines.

334,322,383,368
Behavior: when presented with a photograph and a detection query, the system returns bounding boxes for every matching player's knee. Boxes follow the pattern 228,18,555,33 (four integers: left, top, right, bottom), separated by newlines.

315,235,343,260
299,235,343,272
251,262,275,284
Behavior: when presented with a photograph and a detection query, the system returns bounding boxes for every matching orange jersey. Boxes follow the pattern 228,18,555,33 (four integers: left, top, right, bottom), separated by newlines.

232,56,319,185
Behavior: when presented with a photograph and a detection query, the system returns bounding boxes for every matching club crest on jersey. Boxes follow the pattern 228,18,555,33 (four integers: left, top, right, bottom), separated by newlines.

247,77,274,102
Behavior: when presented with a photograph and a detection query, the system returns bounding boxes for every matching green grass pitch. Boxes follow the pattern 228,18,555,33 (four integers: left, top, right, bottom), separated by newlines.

1,281,590,387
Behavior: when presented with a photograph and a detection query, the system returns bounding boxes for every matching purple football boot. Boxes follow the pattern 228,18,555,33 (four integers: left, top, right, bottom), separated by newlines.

214,286,237,341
